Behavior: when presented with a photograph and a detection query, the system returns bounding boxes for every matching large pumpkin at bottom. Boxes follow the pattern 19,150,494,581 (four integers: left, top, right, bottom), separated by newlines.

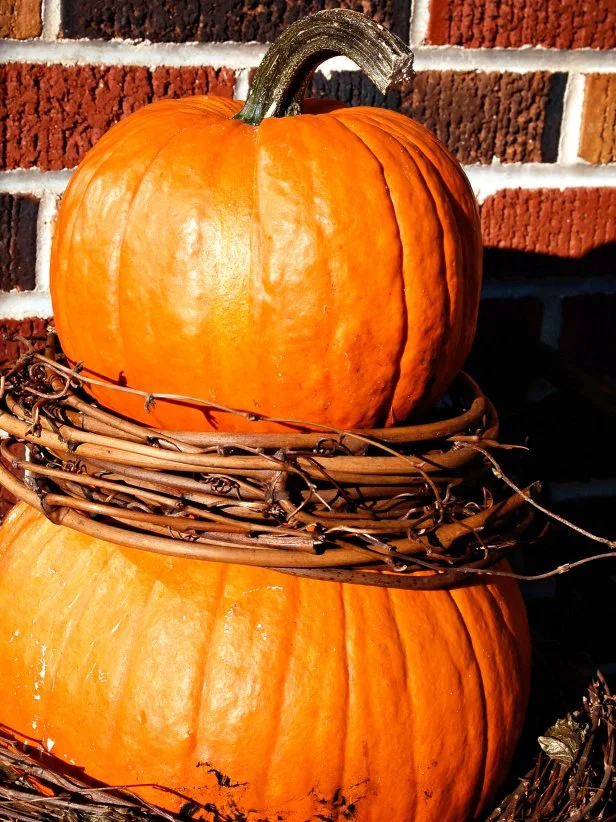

0,503,529,821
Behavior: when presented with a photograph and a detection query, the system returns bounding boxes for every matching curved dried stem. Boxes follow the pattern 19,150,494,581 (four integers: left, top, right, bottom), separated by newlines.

234,9,413,126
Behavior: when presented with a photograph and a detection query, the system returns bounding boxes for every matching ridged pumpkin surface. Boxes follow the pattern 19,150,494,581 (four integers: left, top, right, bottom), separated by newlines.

50,97,482,432
0,503,529,820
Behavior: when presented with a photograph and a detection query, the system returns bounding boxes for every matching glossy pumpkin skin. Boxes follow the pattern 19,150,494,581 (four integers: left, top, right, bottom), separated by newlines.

0,503,529,820
50,96,482,432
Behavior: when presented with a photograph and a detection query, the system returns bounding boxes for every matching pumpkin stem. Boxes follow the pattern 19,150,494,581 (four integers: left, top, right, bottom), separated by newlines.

234,9,414,126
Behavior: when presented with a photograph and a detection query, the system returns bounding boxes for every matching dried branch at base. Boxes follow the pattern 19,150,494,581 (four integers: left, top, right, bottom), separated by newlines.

1,674,613,821
0,332,614,587
0,724,180,821
486,674,615,821
0,333,543,590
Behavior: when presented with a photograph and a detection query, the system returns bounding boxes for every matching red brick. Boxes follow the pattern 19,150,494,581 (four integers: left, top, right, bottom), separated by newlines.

3,63,566,170
580,75,616,165
559,296,616,378
310,70,401,111
60,0,411,43
0,65,235,171
481,189,616,278
307,70,565,164
0,0,41,38
401,71,565,164
0,194,38,292
427,0,616,49
0,318,49,366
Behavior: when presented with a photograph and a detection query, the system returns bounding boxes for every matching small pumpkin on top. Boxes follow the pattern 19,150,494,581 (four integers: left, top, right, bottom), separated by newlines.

50,10,482,433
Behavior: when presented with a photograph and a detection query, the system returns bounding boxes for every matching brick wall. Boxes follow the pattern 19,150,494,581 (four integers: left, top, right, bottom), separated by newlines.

1,2,615,561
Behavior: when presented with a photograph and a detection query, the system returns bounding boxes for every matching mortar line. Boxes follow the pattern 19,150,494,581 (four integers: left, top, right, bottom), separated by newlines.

3,276,616,322
482,277,616,299
550,478,616,503
0,292,53,319
35,193,58,292
558,73,587,164
0,170,73,196
409,0,431,48
2,163,616,200
40,0,62,41
465,162,616,203
1,39,616,73
233,69,251,101
539,296,564,348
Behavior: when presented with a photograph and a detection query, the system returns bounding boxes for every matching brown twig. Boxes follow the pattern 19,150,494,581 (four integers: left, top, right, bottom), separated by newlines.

486,673,615,821
457,443,616,550
1,335,612,588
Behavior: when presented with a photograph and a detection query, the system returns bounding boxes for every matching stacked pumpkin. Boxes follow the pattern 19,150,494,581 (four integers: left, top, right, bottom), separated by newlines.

0,10,530,821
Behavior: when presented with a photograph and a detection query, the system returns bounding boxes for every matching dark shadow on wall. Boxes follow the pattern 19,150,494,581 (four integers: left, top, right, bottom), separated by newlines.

465,245,616,782
467,243,616,482
467,243,616,416
483,242,616,280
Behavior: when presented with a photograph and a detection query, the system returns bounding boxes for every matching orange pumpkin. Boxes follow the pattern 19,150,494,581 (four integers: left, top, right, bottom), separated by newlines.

50,11,482,433
0,502,530,820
